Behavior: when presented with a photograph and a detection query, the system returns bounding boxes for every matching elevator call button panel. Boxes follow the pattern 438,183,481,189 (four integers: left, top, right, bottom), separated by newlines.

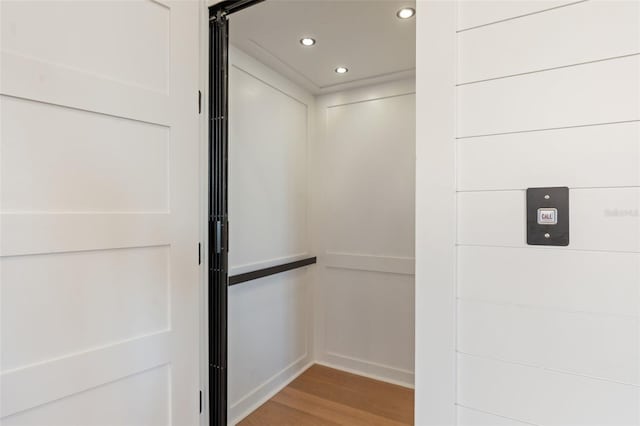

527,187,569,246
537,208,557,225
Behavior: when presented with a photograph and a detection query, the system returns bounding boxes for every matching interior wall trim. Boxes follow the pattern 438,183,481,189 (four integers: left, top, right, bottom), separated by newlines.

318,69,416,92
229,46,315,107
316,77,415,110
243,38,322,90
326,91,416,109
231,64,309,107
320,353,415,388
1,331,170,418
240,37,417,95
0,52,171,126
229,358,313,424
324,252,415,275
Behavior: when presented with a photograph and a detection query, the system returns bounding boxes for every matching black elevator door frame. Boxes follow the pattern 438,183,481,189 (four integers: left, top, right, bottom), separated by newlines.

207,1,265,426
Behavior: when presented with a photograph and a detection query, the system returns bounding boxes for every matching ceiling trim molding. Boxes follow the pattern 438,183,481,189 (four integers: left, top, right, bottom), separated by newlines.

245,39,322,92
233,41,416,95
316,69,416,95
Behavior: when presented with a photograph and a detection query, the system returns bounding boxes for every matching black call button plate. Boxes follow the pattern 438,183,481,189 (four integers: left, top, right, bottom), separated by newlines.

527,187,569,246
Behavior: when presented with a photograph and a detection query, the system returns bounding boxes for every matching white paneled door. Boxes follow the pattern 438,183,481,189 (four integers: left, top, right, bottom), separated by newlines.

0,1,200,425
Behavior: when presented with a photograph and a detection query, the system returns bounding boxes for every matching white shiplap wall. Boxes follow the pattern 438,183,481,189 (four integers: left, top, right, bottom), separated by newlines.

455,1,640,425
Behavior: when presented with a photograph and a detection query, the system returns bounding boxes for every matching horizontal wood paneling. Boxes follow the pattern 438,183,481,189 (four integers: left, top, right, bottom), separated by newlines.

456,2,640,424
0,331,169,418
0,213,170,256
457,121,640,191
458,1,640,83
458,354,640,426
457,188,640,252
457,406,534,426
570,187,640,251
457,55,640,137
458,299,639,384
457,0,577,31
458,246,640,317
457,190,525,247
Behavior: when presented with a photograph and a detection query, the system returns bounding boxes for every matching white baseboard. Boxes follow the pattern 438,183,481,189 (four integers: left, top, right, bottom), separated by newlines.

320,352,414,389
228,353,413,424
228,356,313,425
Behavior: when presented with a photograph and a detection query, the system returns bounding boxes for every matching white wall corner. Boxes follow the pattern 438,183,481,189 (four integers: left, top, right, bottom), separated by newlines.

415,0,458,425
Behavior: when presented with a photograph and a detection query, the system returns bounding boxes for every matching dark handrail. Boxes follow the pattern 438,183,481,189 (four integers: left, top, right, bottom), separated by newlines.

228,256,317,286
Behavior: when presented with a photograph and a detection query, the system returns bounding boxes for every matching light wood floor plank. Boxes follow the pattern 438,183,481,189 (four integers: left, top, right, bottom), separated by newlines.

237,364,414,426
238,400,341,426
273,387,408,426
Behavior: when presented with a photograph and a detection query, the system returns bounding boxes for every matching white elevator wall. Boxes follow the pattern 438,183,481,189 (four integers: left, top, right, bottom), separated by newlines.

226,47,315,423
312,79,416,386
453,1,640,425
227,43,417,420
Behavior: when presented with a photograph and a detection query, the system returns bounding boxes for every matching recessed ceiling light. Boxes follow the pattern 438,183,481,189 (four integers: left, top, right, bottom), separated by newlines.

300,37,316,46
335,67,348,74
396,7,415,19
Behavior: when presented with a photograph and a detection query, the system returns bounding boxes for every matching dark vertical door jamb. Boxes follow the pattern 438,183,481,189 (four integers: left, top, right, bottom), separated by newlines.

208,7,229,426
208,2,265,425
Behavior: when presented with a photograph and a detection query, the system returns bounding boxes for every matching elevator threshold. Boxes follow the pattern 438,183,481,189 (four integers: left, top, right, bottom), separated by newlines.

238,364,414,425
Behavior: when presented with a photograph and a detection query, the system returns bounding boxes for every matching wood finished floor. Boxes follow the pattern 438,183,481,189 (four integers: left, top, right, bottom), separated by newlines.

237,365,414,426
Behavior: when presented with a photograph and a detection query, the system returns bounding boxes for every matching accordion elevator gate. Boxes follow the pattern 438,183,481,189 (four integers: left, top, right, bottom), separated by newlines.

208,1,317,425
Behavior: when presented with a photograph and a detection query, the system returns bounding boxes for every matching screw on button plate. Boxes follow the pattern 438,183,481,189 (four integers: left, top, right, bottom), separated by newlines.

544,233,551,239
544,194,550,200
